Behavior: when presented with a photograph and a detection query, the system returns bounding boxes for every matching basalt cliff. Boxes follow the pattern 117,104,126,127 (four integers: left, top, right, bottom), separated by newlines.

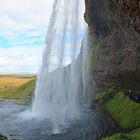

85,0,140,90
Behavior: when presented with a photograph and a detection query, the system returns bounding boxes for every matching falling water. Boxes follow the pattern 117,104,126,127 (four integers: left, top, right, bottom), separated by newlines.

31,0,89,133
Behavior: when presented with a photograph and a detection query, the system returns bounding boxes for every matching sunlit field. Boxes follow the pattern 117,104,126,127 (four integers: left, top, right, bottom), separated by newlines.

0,76,35,90
0,75,36,99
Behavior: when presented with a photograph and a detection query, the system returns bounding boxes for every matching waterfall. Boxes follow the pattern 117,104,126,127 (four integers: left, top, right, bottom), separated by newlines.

31,0,89,133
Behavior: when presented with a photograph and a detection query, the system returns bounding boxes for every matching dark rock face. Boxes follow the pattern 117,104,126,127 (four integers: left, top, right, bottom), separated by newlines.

85,0,140,90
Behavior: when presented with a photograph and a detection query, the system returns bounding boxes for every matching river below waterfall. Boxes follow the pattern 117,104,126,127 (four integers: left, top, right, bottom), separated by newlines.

0,101,120,140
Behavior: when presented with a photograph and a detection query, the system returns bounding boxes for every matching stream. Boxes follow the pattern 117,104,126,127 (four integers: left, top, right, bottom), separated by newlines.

0,101,120,140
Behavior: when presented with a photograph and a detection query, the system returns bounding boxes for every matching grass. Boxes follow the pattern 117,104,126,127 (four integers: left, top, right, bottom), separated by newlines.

0,76,34,91
101,128,140,140
94,87,115,104
0,76,36,105
0,76,36,138
94,89,140,139
105,91,140,128
0,78,36,99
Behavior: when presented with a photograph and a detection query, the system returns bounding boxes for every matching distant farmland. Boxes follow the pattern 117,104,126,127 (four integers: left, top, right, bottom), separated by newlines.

0,75,36,100
0,75,36,91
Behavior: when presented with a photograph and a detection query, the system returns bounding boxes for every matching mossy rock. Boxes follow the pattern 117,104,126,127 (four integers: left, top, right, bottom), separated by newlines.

105,92,140,128
101,134,129,140
90,40,101,69
101,128,140,140
0,134,8,140
94,87,115,104
94,87,140,129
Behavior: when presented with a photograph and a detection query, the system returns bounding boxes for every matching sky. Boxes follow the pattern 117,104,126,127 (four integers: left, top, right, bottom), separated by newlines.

0,0,85,74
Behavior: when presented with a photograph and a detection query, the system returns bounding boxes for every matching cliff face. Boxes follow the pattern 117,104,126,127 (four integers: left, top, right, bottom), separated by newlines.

85,0,140,90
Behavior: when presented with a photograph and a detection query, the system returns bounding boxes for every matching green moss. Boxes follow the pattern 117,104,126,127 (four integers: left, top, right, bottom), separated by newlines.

0,78,36,99
101,128,140,140
101,134,129,140
94,87,115,104
130,128,140,139
94,88,140,139
90,40,101,69
105,92,140,128
0,134,8,140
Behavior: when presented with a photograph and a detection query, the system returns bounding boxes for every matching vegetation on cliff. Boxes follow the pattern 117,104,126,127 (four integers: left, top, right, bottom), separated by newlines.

102,128,140,140
85,0,140,138
105,92,140,128
0,134,7,140
94,88,140,128
93,88,140,139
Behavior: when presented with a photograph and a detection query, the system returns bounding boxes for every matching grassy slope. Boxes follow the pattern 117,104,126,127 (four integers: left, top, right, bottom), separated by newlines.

94,89,140,139
0,76,34,90
102,128,140,140
0,77,36,136
105,92,140,128
0,78,36,99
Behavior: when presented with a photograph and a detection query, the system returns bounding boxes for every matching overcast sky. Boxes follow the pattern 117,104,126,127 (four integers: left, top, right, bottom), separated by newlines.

0,0,85,74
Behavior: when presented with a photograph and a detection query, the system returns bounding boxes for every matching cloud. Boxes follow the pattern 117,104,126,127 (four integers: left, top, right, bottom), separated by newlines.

0,0,86,74
0,46,44,74
0,0,53,49
0,0,53,31
0,0,53,74
0,0,53,73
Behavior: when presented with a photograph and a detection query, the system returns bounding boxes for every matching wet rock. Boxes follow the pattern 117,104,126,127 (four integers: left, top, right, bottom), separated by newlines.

84,0,140,90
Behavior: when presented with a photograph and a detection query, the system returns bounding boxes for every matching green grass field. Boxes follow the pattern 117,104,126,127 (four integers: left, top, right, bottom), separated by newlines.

0,75,36,104
0,78,36,99
0,75,35,91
